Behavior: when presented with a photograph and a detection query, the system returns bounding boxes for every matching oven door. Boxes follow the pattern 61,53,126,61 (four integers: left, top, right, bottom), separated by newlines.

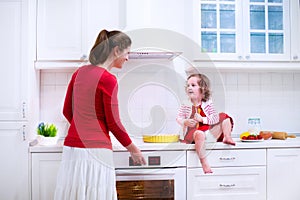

115,167,186,200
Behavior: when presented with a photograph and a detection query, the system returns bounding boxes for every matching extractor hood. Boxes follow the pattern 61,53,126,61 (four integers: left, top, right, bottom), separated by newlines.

128,51,181,60
34,52,182,69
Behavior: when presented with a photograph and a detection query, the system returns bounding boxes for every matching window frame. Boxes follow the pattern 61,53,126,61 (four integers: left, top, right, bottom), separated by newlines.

192,0,291,61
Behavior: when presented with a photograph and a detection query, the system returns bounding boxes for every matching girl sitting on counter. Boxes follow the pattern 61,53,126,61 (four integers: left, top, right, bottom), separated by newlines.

176,73,235,173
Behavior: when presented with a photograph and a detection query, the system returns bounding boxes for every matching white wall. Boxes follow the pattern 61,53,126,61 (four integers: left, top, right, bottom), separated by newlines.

40,68,300,139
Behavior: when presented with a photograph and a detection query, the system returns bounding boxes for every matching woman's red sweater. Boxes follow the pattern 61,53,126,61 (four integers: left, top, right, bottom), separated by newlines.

63,65,132,149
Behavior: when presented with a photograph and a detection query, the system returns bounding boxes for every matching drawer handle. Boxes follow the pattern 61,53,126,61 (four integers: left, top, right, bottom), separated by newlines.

275,155,298,158
219,183,236,188
219,157,236,161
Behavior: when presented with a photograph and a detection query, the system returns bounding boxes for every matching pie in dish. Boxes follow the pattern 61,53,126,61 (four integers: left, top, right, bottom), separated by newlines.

143,134,179,143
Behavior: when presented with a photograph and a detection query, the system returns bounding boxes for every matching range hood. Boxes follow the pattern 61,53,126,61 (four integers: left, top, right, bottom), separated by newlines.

34,52,182,70
128,51,181,60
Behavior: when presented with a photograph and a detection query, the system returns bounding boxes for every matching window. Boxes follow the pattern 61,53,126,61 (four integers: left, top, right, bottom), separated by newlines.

197,0,290,60
249,0,284,54
200,0,237,53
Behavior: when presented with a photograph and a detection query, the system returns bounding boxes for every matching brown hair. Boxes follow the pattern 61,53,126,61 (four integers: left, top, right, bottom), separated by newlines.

187,73,211,102
89,30,132,65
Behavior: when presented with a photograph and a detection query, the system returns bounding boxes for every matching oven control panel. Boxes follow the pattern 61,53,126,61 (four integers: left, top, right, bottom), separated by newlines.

148,156,161,166
114,151,186,168
129,156,161,166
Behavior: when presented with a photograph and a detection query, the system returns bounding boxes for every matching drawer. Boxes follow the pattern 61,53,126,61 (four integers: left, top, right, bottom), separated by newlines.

187,149,266,168
187,167,266,200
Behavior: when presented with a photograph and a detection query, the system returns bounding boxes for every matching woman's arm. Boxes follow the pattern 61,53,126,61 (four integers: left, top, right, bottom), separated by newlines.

62,72,77,123
101,74,132,147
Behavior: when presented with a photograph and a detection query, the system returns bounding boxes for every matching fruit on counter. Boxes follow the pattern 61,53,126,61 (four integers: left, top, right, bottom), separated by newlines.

240,132,263,140
241,134,263,140
259,131,273,140
240,131,250,139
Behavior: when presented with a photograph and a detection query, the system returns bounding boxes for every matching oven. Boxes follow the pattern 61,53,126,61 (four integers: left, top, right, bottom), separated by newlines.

113,150,186,200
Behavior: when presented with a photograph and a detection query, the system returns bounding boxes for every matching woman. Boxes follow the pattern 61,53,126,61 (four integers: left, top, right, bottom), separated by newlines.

54,30,146,200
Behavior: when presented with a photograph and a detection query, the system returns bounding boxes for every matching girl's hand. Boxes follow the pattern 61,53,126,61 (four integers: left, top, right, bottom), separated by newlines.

184,119,198,127
194,113,203,122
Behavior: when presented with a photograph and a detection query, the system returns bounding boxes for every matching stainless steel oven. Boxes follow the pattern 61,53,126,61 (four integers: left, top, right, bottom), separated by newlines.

113,150,186,200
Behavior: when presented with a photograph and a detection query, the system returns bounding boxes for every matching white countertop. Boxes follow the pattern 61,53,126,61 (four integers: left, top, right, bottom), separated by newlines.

29,137,300,153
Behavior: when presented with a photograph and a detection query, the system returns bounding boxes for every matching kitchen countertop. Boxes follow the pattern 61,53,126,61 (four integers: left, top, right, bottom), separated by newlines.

29,137,300,153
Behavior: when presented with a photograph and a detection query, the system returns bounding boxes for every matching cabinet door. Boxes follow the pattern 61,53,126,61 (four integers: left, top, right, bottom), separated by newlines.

194,0,290,61
31,153,62,200
37,0,86,60
267,148,300,200
290,0,300,61
86,0,124,52
125,0,186,34
0,122,29,200
0,0,27,120
187,167,266,200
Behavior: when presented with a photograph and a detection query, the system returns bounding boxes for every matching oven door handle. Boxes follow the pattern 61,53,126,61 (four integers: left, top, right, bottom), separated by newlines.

115,168,179,175
115,168,184,181
116,171,175,176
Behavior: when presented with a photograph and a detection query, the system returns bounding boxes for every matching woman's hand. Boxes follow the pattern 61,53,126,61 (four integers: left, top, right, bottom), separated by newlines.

126,143,146,165
184,119,198,127
130,151,146,165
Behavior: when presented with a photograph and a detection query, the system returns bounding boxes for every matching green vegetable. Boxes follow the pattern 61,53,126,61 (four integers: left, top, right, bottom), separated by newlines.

37,122,57,137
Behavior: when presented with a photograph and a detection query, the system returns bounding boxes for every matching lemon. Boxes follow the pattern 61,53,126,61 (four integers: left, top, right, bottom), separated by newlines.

240,131,250,139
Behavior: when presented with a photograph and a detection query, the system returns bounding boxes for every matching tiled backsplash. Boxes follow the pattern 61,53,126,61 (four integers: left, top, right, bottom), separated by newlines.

40,69,300,139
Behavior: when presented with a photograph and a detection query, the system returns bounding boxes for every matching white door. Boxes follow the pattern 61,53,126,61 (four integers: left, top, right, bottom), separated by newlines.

0,0,27,120
0,122,29,200
31,153,62,200
36,0,86,60
267,148,300,200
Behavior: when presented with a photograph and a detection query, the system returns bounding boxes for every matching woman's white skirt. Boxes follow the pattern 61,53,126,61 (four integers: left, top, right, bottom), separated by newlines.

54,146,117,200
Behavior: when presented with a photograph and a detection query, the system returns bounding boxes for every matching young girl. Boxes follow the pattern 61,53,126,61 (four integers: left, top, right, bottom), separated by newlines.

176,73,235,173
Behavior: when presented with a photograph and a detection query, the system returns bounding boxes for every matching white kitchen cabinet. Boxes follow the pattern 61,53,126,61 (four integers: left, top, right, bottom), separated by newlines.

36,0,123,61
290,0,300,61
192,0,291,61
36,0,86,60
124,0,186,35
0,0,27,121
85,0,124,52
0,122,29,200
267,148,300,200
187,149,267,200
31,152,62,200
188,167,266,200
0,0,30,199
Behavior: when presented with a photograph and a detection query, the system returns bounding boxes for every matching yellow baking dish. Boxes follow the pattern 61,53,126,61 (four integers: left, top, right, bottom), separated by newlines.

142,134,179,143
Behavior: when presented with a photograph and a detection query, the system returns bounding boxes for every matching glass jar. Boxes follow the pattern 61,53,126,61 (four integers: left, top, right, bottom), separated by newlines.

248,117,261,135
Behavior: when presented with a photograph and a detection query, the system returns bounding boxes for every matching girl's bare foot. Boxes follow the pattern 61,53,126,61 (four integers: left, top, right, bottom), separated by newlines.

200,158,213,174
223,138,236,146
